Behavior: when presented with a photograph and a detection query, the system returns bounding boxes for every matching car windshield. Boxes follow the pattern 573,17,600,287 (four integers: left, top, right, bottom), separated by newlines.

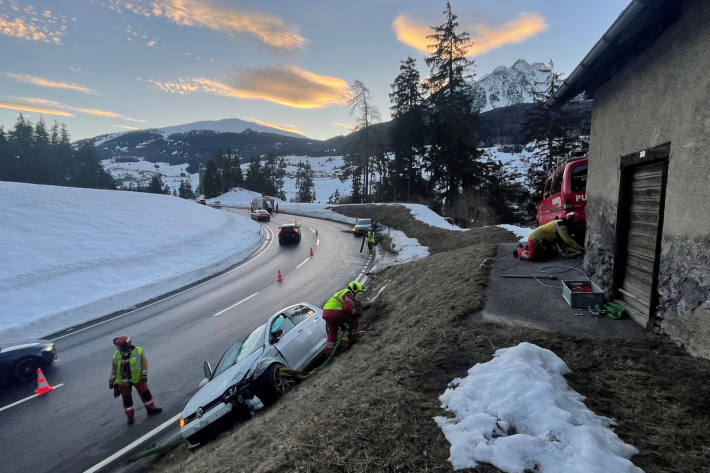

356,219,371,226
211,324,265,379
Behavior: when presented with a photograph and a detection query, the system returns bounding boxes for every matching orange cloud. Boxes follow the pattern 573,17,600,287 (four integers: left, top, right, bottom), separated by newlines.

147,66,351,109
0,2,68,44
105,0,306,49
116,125,140,130
8,73,98,94
16,96,146,122
332,122,356,131
469,13,547,56
393,12,547,57
243,117,303,136
0,101,74,117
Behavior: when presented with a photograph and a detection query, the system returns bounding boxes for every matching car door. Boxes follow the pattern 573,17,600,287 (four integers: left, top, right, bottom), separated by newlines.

286,305,325,367
269,314,309,368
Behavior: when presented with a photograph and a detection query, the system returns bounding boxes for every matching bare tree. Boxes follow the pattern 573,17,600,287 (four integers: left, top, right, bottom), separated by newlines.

348,80,380,201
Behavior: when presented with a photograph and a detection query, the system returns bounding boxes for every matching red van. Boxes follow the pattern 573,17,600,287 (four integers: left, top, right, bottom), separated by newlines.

536,157,588,227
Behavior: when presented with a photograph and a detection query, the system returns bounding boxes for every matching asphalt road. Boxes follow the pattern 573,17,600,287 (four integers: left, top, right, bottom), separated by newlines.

0,210,373,473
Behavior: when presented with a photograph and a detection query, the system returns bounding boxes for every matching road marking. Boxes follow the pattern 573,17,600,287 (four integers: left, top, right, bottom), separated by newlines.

310,228,316,234
316,238,320,246
296,257,310,269
52,227,274,341
0,383,65,413
212,292,259,317
82,413,181,473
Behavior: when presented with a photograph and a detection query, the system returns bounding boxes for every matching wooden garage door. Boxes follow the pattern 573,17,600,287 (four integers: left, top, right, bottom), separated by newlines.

617,160,665,325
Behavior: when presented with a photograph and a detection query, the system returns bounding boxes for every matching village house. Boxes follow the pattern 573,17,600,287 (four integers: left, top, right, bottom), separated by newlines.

548,0,710,357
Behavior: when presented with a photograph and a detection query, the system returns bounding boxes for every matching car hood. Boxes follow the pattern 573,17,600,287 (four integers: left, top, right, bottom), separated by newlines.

182,348,263,416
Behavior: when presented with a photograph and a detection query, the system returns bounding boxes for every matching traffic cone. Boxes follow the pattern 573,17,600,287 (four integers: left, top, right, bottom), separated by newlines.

35,368,53,395
277,270,283,282
309,247,314,257
315,229,318,237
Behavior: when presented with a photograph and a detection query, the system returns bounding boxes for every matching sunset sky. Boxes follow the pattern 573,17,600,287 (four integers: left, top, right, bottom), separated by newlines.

1,0,629,141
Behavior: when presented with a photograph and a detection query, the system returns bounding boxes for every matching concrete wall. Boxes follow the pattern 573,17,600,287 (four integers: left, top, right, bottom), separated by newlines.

584,0,710,357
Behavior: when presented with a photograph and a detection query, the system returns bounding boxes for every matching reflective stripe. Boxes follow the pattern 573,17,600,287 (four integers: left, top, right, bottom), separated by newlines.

125,407,134,412
324,289,350,310
143,398,154,405
113,347,144,384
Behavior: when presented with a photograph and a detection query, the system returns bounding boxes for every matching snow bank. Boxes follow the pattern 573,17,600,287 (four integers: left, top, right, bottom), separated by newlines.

435,342,642,473
0,181,263,339
496,224,533,241
384,226,430,262
400,204,466,231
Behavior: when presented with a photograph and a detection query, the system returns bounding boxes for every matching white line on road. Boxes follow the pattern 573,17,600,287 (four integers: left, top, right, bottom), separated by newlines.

296,257,310,269
316,238,320,246
0,383,65,413
52,227,274,341
83,414,181,473
310,228,316,233
212,292,259,317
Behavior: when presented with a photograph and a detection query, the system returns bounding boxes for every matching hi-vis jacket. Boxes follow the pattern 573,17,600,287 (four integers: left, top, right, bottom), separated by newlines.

366,229,376,243
324,289,355,314
527,220,583,250
109,347,148,385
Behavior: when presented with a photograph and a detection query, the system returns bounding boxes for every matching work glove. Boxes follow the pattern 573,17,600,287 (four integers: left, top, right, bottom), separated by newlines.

113,385,120,398
109,380,114,390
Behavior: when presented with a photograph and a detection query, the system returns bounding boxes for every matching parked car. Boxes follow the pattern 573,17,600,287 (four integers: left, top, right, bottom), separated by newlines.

250,209,271,222
179,303,326,446
196,199,207,205
210,201,222,209
0,339,57,384
278,224,301,245
537,157,588,227
351,218,372,236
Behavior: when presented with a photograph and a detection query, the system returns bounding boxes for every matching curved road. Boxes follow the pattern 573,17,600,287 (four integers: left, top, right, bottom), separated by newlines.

0,210,373,473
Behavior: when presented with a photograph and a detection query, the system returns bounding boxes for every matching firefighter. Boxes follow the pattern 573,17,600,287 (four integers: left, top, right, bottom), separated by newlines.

516,212,584,261
366,226,376,255
108,336,162,424
322,281,363,355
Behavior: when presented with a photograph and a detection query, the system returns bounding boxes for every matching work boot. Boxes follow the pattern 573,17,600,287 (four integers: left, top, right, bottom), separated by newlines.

127,416,134,425
147,406,162,415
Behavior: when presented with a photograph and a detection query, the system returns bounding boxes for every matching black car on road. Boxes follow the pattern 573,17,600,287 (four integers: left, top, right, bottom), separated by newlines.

251,209,271,222
278,224,301,245
0,339,57,384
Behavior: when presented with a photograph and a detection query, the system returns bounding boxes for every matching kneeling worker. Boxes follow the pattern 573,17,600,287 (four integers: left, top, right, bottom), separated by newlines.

516,212,584,261
322,281,363,355
109,336,162,424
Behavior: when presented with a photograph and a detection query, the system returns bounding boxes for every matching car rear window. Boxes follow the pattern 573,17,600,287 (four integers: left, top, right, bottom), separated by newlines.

570,164,588,192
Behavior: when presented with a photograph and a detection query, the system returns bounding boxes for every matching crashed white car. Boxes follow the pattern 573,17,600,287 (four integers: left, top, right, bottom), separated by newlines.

179,303,326,445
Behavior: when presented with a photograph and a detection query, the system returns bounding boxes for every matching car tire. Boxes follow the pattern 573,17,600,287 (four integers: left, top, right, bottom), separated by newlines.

14,356,40,382
255,363,294,405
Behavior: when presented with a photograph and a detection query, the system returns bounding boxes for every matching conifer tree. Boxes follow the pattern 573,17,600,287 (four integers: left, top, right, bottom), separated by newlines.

348,80,380,201
202,160,222,198
424,2,481,214
295,161,315,203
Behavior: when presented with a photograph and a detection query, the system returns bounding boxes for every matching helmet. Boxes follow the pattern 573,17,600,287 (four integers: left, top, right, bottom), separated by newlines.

113,335,131,350
347,281,363,293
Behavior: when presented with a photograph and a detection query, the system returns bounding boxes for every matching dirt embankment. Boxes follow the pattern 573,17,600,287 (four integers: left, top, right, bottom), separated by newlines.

151,205,710,473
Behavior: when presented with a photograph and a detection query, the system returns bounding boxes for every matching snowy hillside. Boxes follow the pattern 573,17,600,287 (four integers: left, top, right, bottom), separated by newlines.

0,181,262,339
102,158,200,194
158,118,305,138
473,59,550,112
279,155,352,203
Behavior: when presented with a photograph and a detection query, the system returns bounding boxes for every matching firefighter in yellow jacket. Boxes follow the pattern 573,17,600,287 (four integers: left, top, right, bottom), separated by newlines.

109,336,162,424
515,212,585,261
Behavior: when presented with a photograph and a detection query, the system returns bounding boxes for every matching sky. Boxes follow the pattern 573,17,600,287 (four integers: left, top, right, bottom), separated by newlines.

0,0,630,141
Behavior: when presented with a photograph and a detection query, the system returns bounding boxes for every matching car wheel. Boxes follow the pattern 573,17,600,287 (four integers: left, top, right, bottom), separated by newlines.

256,363,294,405
14,357,40,382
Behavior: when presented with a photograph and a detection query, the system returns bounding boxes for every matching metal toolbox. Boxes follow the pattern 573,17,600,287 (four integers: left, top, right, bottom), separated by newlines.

561,280,605,309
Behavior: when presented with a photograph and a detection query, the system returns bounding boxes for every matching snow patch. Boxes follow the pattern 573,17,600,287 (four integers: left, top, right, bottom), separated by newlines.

435,342,643,473
496,224,533,241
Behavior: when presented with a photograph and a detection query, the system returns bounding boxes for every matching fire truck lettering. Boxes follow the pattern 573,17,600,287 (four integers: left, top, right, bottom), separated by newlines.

576,194,587,202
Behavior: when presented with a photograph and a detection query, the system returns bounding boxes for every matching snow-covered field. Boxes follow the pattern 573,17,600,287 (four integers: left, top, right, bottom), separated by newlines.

435,343,642,473
279,155,352,203
102,159,200,195
0,181,262,340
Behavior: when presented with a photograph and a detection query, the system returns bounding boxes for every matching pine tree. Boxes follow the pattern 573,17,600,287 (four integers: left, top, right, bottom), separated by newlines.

295,161,315,203
244,157,264,194
202,160,222,198
348,80,380,201
522,60,577,196
389,56,427,201
178,178,195,199
424,2,482,215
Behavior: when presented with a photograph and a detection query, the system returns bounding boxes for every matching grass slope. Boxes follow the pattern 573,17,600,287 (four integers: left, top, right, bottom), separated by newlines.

150,205,710,473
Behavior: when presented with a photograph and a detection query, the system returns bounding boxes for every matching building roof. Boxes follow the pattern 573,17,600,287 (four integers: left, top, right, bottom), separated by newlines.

547,0,683,108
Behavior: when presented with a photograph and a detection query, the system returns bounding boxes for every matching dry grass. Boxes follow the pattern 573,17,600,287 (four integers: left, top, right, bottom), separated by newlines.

148,207,710,473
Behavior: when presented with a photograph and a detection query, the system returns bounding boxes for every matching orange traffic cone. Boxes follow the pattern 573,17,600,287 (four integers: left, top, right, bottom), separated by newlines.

315,229,319,237
35,368,53,395
309,247,314,257
277,270,283,282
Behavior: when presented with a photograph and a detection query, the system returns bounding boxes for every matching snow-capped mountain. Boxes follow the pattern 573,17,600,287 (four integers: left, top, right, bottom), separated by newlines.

472,59,551,112
158,118,305,138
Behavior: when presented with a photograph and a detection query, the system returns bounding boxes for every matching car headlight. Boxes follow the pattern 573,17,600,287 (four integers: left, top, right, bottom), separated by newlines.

222,385,238,401
41,344,55,352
